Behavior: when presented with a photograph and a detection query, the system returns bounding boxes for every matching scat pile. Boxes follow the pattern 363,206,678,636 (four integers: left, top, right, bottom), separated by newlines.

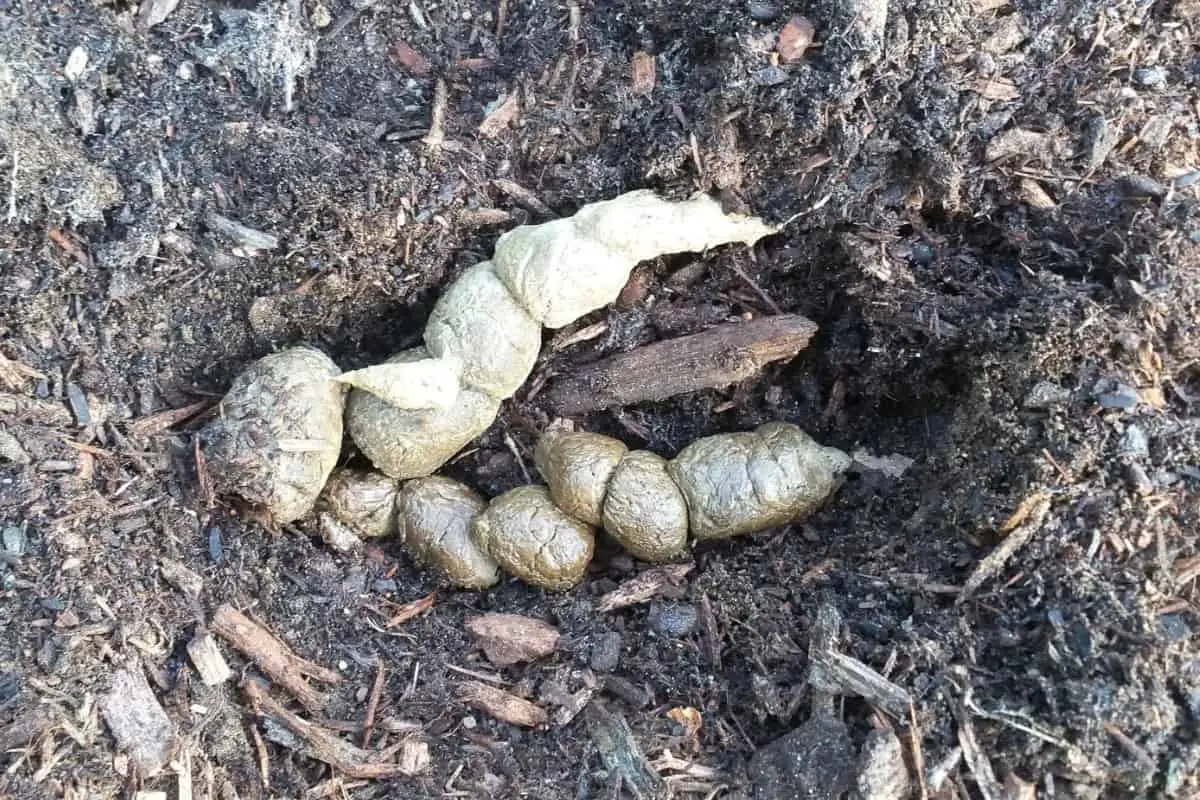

200,190,850,590
323,423,851,590
202,190,778,522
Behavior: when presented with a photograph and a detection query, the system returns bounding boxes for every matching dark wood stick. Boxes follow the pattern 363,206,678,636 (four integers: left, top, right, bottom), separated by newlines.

210,604,341,713
544,314,818,414
243,680,424,779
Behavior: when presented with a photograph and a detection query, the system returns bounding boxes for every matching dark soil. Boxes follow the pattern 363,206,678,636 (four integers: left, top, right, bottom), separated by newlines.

3,0,1200,798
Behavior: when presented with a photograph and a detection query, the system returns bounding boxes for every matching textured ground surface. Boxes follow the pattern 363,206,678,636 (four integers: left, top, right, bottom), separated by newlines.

2,0,1199,797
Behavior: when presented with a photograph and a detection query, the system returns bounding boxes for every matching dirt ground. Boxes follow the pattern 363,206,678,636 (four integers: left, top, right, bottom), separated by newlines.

2,0,1200,797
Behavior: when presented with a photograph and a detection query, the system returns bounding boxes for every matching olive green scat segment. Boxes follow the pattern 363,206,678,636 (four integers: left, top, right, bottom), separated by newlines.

320,468,400,539
201,346,345,524
601,451,688,562
424,262,543,400
345,348,501,480
397,477,499,589
470,486,596,591
667,422,850,541
533,431,627,527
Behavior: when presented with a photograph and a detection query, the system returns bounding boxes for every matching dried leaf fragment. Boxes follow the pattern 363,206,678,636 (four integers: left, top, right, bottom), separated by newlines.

391,40,432,76
458,680,548,728
631,51,656,95
777,15,816,63
597,563,693,612
479,91,521,138
466,613,561,665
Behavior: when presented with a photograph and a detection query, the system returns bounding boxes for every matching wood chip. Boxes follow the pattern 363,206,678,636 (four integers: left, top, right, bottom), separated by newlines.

975,76,1020,101
100,666,177,777
597,563,693,613
491,178,554,217
159,558,203,602
1018,178,1056,209
391,40,432,76
210,604,341,713
128,400,213,437
985,128,1058,164
631,51,656,95
243,679,427,779
546,315,818,415
958,492,1052,604
809,649,913,718
187,634,232,686
205,213,279,254
137,0,179,29
777,15,816,63
465,613,560,666
479,91,521,138
457,680,548,728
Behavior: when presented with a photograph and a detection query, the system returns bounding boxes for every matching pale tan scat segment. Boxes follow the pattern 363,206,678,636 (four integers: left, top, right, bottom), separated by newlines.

397,476,499,589
570,190,778,264
423,262,542,399
601,450,689,562
344,348,501,480
533,430,627,527
200,346,345,524
470,486,596,591
492,190,777,330
667,422,851,541
319,468,400,539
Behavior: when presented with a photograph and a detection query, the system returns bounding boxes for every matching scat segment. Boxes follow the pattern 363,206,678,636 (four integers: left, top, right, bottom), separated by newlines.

534,430,627,527
345,348,501,480
668,422,852,541
601,450,689,561
199,347,345,524
470,486,596,592
397,477,500,589
320,468,399,539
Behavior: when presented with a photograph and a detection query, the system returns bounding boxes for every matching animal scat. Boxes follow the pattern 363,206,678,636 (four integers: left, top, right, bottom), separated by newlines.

667,422,852,541
470,486,596,591
396,476,500,589
199,347,344,523
344,347,500,480
319,468,400,539
533,430,628,527
601,450,689,561
343,190,777,478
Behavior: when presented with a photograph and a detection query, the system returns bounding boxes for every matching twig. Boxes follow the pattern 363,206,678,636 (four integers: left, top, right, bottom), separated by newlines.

495,0,508,38
243,680,423,779
596,563,693,613
6,148,16,223
384,592,435,628
545,315,818,414
128,399,215,437
423,78,448,148
361,661,386,747
210,604,341,713
957,492,1052,604
194,436,214,510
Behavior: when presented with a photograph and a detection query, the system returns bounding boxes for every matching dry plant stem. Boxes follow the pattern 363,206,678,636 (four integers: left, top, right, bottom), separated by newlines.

361,661,386,747
243,680,421,779
596,563,693,612
210,604,341,713
957,493,1052,603
545,314,818,414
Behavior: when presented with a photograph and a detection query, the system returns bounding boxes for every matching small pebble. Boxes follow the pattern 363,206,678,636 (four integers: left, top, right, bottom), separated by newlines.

207,526,224,563
590,631,623,672
373,578,398,593
748,0,781,21
1133,65,1167,89
1159,614,1190,641
647,602,698,637
2,526,26,555
1023,380,1071,410
754,66,791,87
1119,424,1150,459
1097,384,1139,410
